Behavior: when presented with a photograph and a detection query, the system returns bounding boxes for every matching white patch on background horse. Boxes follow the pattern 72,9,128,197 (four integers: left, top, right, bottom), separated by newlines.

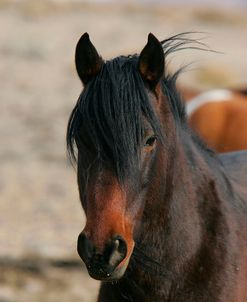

186,89,233,116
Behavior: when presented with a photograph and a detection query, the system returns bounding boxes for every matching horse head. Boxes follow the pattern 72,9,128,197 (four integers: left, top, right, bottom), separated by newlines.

67,33,172,280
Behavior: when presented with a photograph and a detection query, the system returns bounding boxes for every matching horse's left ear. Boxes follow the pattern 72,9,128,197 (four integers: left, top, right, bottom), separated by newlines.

138,33,164,90
75,33,103,85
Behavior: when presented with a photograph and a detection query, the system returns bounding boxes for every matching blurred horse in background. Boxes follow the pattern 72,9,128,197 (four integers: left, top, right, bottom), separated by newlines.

185,89,247,152
67,33,247,302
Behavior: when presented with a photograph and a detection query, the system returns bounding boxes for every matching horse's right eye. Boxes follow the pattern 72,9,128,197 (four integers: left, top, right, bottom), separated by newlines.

144,135,157,147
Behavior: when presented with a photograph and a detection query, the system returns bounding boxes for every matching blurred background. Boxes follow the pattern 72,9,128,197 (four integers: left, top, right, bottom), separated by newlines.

0,0,247,301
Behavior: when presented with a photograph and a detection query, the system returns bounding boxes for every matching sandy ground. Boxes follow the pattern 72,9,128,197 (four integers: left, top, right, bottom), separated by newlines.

0,259,99,302
0,1,247,301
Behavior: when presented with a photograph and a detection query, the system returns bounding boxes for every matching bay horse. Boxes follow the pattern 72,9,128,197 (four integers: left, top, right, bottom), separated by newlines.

185,89,247,152
67,33,247,302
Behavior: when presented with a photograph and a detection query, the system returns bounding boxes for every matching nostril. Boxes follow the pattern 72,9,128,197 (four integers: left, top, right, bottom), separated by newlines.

107,236,127,267
77,233,128,274
77,232,94,264
116,237,127,256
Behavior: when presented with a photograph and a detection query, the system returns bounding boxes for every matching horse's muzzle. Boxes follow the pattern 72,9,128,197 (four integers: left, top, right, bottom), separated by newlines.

77,232,128,280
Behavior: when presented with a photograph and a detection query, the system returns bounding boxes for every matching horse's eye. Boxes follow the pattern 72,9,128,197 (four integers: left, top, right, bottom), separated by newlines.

144,135,157,147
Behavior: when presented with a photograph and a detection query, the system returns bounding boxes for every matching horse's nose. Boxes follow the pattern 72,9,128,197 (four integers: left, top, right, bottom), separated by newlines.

77,232,127,279
77,232,94,263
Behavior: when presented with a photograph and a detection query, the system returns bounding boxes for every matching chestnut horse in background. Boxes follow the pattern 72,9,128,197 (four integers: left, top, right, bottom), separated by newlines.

185,89,247,152
67,33,247,302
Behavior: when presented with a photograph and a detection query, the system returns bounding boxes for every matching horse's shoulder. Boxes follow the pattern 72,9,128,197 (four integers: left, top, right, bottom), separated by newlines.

219,150,247,167
219,151,247,187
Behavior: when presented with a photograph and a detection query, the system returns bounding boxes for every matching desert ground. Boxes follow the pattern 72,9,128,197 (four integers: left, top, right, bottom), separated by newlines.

0,1,247,301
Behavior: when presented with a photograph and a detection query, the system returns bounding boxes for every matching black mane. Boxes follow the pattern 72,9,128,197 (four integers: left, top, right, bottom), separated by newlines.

67,33,207,181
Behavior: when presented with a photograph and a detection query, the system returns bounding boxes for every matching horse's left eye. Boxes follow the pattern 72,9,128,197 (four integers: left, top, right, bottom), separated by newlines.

144,135,157,147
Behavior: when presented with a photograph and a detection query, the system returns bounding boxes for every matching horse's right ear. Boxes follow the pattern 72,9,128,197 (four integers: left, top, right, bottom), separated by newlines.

138,33,164,90
75,33,103,85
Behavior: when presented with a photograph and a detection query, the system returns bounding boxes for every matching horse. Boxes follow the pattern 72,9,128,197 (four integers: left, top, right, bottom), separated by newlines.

67,32,247,302
185,89,247,152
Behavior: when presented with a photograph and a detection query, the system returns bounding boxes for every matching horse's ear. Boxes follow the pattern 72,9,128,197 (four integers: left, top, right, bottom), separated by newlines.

138,33,164,89
75,33,103,85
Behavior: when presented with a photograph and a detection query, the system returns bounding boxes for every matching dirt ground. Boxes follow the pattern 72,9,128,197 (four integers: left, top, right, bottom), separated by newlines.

0,258,99,302
0,1,247,301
